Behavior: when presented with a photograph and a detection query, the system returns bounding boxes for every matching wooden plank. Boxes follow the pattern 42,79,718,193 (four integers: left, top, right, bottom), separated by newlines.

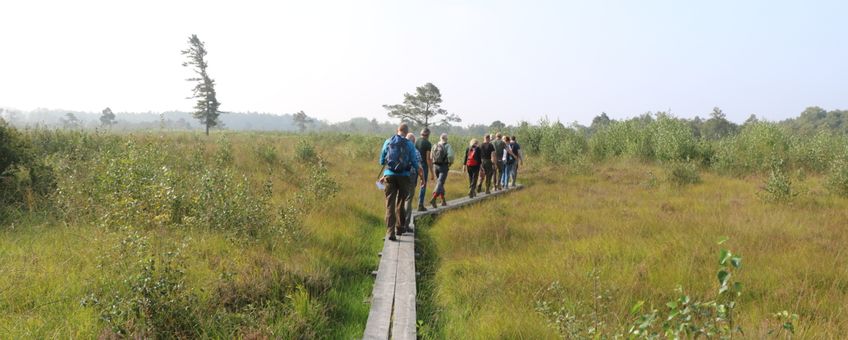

363,184,524,339
363,237,400,340
392,232,417,340
412,185,523,219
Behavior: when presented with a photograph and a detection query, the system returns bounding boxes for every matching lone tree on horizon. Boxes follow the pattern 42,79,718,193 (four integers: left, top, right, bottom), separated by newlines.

182,34,222,135
99,107,116,127
293,110,313,132
383,83,460,128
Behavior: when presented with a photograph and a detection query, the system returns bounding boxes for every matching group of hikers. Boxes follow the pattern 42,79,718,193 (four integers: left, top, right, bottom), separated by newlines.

378,123,523,241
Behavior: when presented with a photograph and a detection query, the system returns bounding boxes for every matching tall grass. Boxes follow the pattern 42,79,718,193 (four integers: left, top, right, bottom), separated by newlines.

418,160,848,338
3,121,848,337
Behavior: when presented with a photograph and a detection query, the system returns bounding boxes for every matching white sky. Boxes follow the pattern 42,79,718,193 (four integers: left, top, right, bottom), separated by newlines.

1,0,846,125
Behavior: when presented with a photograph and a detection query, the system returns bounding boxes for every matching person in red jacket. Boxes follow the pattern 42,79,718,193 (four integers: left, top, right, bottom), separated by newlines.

462,138,482,198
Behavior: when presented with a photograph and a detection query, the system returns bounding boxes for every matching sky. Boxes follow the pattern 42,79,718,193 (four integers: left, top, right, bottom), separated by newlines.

1,0,846,126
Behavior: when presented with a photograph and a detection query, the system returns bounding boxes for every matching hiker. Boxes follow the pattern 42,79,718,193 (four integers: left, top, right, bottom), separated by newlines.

492,132,506,191
402,133,425,231
378,123,419,241
476,134,497,194
510,135,523,187
463,138,482,198
430,133,454,208
500,136,518,189
415,128,434,211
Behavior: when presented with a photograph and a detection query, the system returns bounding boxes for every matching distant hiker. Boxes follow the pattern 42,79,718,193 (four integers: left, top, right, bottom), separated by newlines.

463,138,482,198
510,135,523,187
430,133,454,208
378,123,419,241
477,134,497,194
500,136,518,189
492,132,506,191
402,133,425,231
415,128,434,211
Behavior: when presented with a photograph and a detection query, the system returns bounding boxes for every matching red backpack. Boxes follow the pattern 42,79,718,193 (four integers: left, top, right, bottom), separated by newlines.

466,147,480,167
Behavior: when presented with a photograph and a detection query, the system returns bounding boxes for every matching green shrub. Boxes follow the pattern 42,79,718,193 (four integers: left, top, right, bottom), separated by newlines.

760,159,798,203
713,122,791,176
826,157,848,197
0,120,55,216
667,160,701,186
652,113,697,161
253,142,279,167
539,121,588,165
789,131,847,173
589,114,657,161
295,140,317,163
82,233,200,338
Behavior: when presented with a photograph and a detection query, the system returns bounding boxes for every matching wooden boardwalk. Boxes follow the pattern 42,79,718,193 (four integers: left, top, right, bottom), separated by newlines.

363,185,524,340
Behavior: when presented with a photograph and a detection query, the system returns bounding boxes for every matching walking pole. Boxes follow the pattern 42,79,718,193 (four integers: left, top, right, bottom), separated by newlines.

376,165,386,180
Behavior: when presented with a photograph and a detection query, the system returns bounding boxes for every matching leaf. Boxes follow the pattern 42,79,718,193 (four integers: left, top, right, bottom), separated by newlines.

717,236,729,245
666,301,678,309
731,256,742,269
630,301,645,315
719,249,731,265
717,270,730,286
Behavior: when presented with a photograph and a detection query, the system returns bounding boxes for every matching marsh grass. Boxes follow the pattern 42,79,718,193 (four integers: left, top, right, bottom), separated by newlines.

422,159,848,338
4,127,848,338
0,130,480,338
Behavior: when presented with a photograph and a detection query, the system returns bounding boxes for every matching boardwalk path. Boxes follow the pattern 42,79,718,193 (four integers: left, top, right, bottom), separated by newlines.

363,185,524,340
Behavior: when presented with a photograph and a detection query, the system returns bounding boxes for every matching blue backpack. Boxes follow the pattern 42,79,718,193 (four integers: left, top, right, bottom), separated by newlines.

386,135,411,173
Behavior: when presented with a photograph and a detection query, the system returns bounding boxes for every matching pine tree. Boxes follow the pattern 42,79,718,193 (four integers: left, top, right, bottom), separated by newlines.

383,83,460,128
181,34,222,135
100,107,116,127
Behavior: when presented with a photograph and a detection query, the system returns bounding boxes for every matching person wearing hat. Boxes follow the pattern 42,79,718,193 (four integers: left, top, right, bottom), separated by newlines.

414,128,434,211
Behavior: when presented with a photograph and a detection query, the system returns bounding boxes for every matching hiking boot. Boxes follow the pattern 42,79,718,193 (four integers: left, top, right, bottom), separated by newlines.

417,204,428,212
441,200,447,207
430,198,437,209
388,235,397,241
485,190,491,195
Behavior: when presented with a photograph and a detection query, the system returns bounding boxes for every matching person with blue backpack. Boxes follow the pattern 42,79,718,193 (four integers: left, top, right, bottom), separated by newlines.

378,123,420,241
401,132,424,232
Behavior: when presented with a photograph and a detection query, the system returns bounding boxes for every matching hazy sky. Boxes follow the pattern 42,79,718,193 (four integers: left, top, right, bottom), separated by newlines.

1,0,846,125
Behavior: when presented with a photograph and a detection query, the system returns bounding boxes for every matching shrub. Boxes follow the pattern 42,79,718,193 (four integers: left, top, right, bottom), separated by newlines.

789,131,847,173
652,113,697,161
538,121,588,165
253,142,279,167
589,114,657,161
82,233,200,338
760,159,798,203
0,120,55,215
826,157,848,197
713,122,791,176
667,160,701,186
214,135,234,166
295,140,317,163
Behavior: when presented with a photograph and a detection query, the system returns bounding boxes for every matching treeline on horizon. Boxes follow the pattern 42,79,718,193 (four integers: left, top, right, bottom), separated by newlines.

1,106,847,137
